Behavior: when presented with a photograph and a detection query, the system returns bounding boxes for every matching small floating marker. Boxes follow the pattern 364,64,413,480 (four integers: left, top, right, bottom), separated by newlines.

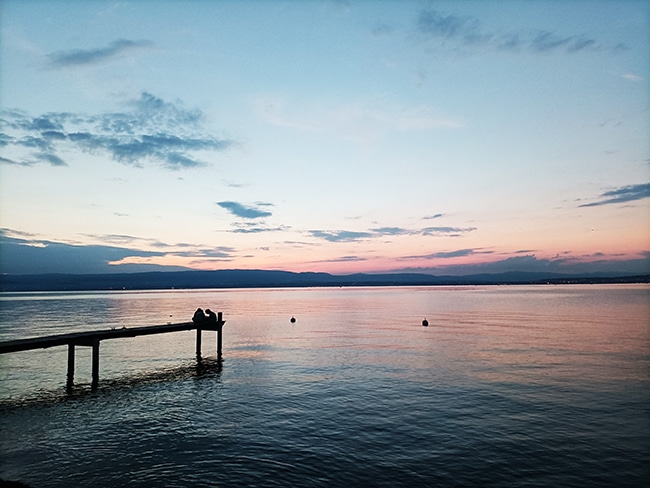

422,318,429,327
290,317,296,323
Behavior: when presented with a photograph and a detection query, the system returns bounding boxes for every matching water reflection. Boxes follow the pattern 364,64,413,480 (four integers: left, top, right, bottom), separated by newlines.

1,285,648,488
2,285,648,397
0,357,222,411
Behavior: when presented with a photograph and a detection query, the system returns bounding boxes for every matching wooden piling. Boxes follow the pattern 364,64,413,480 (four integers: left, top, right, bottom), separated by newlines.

217,312,223,359
196,328,202,361
66,344,75,391
91,340,100,390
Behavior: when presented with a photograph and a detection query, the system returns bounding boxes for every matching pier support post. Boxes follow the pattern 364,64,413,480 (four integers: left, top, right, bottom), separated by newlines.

196,328,202,362
217,312,223,360
91,340,100,390
66,344,75,392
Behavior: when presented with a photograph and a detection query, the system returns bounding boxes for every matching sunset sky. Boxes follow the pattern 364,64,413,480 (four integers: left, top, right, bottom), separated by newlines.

1,0,648,276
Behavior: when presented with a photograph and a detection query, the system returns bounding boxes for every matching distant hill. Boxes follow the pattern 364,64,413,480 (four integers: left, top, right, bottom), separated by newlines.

0,269,648,292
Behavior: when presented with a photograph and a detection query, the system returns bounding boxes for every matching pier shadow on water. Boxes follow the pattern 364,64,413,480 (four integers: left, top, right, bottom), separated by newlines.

0,357,223,412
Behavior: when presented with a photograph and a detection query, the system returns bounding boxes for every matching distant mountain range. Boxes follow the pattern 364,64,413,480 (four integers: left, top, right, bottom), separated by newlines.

1,269,648,292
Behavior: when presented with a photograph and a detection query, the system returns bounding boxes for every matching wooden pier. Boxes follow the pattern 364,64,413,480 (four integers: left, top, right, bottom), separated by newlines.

0,311,225,391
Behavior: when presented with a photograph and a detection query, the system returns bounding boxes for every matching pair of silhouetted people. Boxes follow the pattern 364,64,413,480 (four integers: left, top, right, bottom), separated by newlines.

192,308,217,324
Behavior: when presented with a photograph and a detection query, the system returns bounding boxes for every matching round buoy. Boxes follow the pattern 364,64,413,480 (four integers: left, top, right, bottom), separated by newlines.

290,317,296,323
422,318,429,327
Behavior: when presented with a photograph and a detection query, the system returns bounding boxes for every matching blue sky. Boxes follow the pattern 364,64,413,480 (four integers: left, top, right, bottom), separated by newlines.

1,0,648,276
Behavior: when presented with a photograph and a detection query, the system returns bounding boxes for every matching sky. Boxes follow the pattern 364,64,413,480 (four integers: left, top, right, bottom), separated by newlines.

0,0,649,276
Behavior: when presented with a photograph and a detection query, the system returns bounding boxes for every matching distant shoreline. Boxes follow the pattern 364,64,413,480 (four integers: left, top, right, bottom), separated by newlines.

1,270,648,292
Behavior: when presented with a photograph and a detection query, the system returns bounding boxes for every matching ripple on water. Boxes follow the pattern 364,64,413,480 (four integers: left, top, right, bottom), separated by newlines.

1,286,648,487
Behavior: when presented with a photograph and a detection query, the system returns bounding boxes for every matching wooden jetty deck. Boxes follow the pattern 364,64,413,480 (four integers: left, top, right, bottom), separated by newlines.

0,311,225,391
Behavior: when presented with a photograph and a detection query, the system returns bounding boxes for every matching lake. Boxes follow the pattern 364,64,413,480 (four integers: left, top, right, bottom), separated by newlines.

0,285,648,487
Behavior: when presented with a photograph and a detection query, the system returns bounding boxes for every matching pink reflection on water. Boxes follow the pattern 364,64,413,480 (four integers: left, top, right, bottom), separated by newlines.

1,285,648,397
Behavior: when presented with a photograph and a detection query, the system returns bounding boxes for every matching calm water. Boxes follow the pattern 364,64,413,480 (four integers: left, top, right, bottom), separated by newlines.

0,285,648,487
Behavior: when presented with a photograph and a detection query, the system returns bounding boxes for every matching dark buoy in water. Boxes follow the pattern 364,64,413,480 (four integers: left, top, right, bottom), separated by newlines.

290,316,296,323
422,318,429,327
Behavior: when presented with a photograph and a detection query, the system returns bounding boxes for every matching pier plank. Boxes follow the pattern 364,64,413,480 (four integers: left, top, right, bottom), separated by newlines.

0,320,224,354
0,314,225,390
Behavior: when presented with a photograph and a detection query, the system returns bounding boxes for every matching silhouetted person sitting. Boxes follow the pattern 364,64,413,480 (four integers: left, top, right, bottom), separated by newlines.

205,309,217,324
192,308,207,324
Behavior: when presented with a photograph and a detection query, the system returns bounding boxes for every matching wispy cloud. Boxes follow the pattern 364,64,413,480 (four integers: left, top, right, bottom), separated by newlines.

223,180,248,188
530,31,595,53
255,96,461,138
231,224,288,234
174,247,235,259
0,92,236,169
402,248,481,260
0,228,36,239
0,133,14,146
422,226,476,236
311,255,368,263
82,233,237,259
417,8,619,54
309,225,476,242
47,39,154,68
217,201,273,219
579,183,650,207
368,227,410,236
309,230,375,242
83,234,144,246
38,153,67,166
621,73,643,82
0,155,30,166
